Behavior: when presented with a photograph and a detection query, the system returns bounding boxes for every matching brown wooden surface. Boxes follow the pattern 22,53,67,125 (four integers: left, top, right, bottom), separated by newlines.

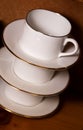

0,0,83,130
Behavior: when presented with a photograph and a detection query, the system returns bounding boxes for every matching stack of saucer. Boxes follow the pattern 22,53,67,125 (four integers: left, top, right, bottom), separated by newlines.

0,9,80,118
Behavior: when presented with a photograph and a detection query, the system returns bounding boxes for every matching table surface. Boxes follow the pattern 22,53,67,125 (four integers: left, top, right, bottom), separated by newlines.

0,0,83,130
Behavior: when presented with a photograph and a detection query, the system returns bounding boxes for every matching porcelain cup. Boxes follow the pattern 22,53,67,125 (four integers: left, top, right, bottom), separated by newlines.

19,9,79,60
14,58,55,84
5,84,43,106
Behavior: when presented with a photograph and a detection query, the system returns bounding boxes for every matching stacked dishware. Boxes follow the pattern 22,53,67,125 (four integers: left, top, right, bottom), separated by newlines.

0,9,80,118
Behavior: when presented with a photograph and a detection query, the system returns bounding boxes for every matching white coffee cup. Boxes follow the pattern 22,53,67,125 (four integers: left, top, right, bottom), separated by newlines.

5,84,43,106
19,9,79,60
14,58,55,84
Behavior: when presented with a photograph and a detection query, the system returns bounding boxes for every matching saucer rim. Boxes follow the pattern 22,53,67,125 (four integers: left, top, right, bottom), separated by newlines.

1,75,69,97
3,19,80,70
3,41,66,71
0,47,70,96
0,82,59,118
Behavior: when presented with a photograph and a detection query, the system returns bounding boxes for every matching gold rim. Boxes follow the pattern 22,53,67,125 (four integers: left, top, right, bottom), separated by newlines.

0,97,60,119
0,75,69,97
3,39,80,70
2,19,80,70
3,41,66,71
0,104,58,119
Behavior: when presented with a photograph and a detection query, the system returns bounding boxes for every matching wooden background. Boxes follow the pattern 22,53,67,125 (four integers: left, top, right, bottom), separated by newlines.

0,0,83,129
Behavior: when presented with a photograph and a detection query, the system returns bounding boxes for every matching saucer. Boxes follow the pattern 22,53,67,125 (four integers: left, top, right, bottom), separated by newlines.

0,78,59,118
3,19,80,69
0,47,69,96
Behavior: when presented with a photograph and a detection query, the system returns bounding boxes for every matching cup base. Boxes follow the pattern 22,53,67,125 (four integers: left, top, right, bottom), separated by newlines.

13,58,54,84
5,84,43,107
0,78,60,118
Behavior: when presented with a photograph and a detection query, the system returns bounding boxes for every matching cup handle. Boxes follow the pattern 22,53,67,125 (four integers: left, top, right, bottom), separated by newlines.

59,38,79,57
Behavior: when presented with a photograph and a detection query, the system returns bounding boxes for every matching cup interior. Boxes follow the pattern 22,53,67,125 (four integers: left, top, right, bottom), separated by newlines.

27,9,71,37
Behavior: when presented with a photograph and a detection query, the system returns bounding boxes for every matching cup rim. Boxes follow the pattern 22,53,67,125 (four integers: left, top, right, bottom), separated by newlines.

26,9,72,38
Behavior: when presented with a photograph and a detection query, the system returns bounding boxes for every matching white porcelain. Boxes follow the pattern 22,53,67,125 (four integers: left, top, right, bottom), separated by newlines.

5,83,43,106
0,47,69,96
14,58,54,83
0,78,59,118
18,9,78,60
3,19,80,69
